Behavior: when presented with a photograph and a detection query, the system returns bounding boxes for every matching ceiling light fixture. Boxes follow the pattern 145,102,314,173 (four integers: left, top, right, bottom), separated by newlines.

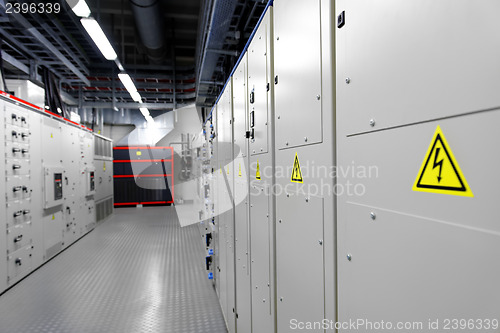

69,0,91,18
139,107,150,117
130,91,142,103
118,73,137,94
80,17,117,60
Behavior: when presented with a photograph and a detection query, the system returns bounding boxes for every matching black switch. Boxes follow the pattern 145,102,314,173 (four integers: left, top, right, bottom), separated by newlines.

250,90,255,104
337,11,345,28
205,256,212,270
206,233,212,247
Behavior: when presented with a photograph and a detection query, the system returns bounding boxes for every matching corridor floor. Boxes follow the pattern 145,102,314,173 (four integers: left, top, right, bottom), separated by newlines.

0,206,227,333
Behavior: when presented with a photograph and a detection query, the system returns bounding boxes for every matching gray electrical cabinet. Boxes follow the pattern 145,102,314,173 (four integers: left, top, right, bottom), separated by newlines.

208,2,337,332
232,53,253,333
273,0,336,331
216,80,236,333
94,134,114,223
0,100,7,292
0,89,108,294
247,9,275,333
336,0,500,327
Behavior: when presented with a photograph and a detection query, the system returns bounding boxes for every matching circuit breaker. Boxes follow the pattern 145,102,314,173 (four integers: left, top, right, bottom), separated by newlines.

43,166,64,209
85,167,96,196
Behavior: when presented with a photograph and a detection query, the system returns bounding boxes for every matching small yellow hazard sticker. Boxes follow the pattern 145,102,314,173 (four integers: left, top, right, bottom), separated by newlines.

291,153,303,183
52,214,55,220
256,160,261,180
227,166,229,175
239,163,242,177
50,133,53,138
220,168,222,174
413,126,473,197
103,162,106,171
136,151,142,156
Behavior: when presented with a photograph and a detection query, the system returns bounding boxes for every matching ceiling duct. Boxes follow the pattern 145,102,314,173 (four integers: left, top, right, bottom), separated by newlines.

129,0,166,64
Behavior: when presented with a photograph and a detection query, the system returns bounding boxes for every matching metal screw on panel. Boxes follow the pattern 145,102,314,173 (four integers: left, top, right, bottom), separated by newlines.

319,240,323,245
263,299,266,303
286,193,290,198
260,148,263,151
305,198,309,202
277,115,280,119
280,297,283,302
304,137,308,142
278,219,282,223
285,142,289,146
345,77,351,84
253,150,256,153
277,37,279,40
316,95,321,100
369,119,376,127
370,212,376,220
347,254,352,261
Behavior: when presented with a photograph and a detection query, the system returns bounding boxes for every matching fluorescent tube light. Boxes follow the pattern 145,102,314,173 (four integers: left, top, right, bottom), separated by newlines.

80,18,117,60
130,91,142,102
139,107,150,117
69,0,91,18
118,73,136,93
145,115,155,123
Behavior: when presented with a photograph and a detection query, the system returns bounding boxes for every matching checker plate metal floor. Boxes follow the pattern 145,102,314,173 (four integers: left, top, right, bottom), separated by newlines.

0,207,227,333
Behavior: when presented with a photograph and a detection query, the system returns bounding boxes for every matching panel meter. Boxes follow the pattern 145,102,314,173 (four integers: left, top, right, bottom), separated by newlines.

44,166,64,208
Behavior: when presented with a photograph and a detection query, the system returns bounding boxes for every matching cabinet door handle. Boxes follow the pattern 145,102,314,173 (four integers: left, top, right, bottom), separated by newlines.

13,186,22,192
14,235,23,243
15,258,22,266
13,211,23,218
12,147,20,153
12,164,21,170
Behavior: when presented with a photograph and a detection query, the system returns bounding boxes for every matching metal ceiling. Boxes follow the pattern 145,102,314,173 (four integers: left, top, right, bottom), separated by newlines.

0,0,269,117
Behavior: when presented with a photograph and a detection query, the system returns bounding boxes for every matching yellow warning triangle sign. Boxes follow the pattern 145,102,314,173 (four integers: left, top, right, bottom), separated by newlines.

413,126,473,197
256,161,261,180
227,166,229,175
239,163,242,177
291,153,303,183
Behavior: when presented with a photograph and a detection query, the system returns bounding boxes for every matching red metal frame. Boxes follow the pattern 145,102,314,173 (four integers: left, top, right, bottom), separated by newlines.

113,146,174,206
0,90,93,132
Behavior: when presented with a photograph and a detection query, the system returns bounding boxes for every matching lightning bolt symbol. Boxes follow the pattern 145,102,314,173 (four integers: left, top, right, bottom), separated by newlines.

432,147,444,183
